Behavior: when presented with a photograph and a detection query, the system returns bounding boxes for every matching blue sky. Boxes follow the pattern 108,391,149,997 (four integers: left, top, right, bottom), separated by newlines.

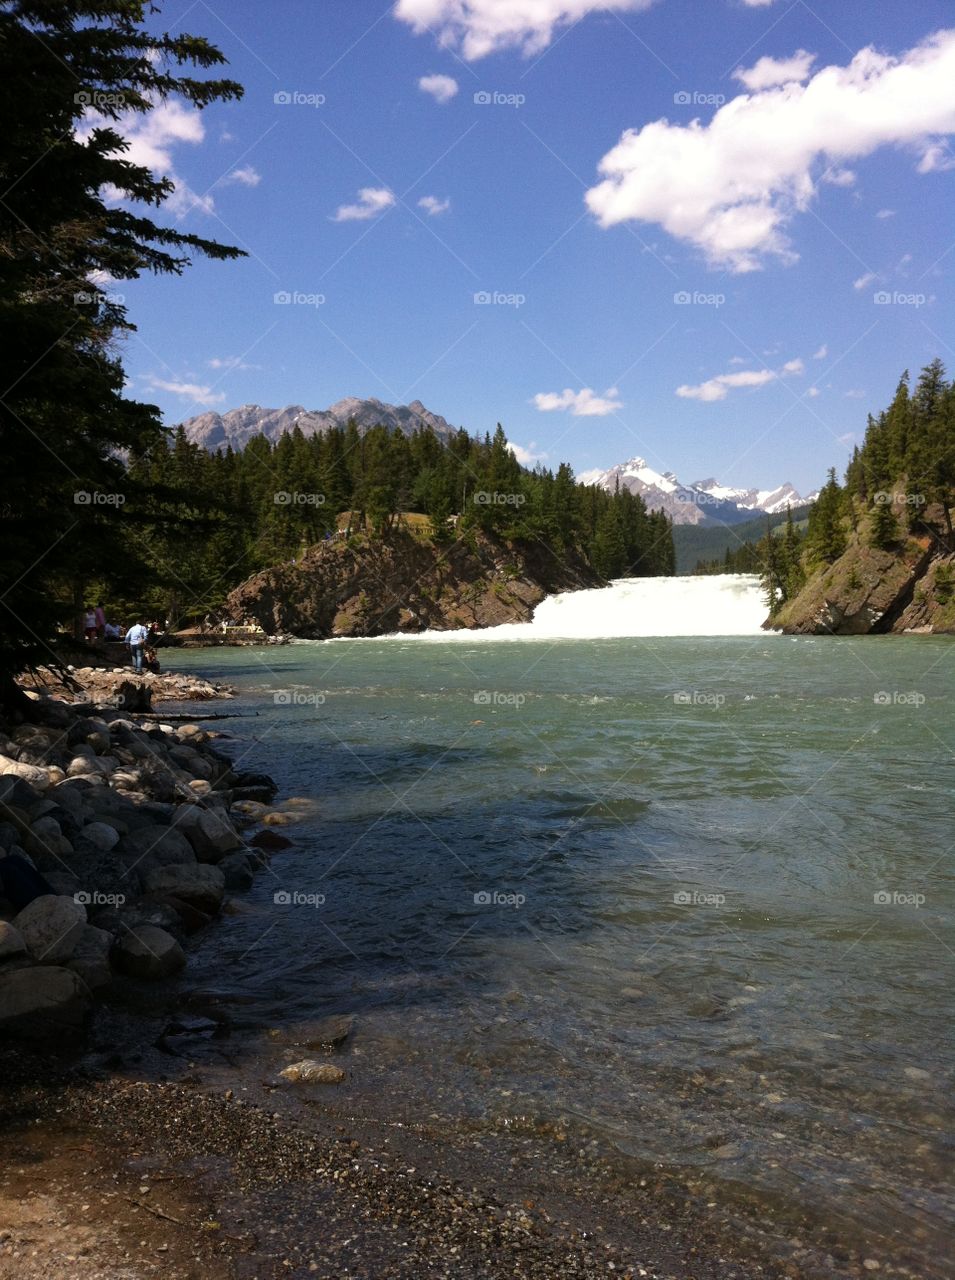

110,0,955,494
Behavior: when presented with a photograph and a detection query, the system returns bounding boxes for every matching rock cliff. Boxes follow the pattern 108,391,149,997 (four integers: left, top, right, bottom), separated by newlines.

225,529,600,638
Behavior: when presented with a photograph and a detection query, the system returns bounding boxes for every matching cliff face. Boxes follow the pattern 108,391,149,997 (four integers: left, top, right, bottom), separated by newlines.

771,517,955,636
225,530,601,638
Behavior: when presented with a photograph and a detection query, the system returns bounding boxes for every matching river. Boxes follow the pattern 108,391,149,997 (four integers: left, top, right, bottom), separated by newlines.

166,575,954,1276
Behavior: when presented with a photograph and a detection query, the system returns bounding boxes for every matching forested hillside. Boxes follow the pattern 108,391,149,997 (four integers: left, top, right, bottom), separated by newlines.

126,422,675,626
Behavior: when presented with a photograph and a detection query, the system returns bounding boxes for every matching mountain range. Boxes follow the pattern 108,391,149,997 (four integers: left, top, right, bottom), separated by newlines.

577,457,816,527
177,398,816,527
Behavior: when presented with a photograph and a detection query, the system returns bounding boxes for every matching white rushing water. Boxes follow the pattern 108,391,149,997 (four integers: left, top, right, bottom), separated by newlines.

404,574,773,641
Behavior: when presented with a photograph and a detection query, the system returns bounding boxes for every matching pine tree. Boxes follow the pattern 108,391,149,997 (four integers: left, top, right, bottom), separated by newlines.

0,0,244,693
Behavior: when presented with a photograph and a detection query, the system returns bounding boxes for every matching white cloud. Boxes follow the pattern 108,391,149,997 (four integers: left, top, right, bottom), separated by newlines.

332,187,396,222
395,0,652,60
733,50,815,92
79,98,212,216
812,344,828,359
822,166,856,187
533,386,622,416
806,386,821,398
728,355,748,366
845,388,866,399
207,356,256,371
146,376,225,407
917,141,955,172
418,73,459,103
418,194,451,216
225,164,261,187
782,357,804,374
853,271,876,290
876,208,895,218
508,440,548,465
586,30,955,272
741,0,778,6
676,368,776,402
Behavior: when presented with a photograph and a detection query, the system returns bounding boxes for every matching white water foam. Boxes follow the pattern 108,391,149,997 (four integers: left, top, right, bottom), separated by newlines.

395,574,773,641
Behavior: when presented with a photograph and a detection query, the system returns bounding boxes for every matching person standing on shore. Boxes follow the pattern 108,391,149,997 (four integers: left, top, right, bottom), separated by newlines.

94,602,106,639
124,620,149,673
83,608,97,642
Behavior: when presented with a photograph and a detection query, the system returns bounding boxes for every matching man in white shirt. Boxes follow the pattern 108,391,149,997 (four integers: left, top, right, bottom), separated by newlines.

124,621,149,673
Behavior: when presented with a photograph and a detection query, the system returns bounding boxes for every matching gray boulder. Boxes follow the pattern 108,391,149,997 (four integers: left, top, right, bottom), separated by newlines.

0,756,51,792
67,925,113,989
141,863,225,914
0,920,27,962
116,824,195,875
13,894,87,962
111,924,185,979
0,965,92,1038
171,806,241,862
218,850,255,891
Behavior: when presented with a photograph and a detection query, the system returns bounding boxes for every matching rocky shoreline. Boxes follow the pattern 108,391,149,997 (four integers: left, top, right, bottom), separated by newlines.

0,670,293,1042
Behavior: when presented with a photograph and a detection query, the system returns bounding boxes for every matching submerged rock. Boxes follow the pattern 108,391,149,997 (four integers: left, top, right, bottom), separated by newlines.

279,1059,346,1084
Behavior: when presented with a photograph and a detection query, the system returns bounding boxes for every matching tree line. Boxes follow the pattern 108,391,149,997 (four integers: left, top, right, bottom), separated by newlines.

691,361,954,616
126,422,676,626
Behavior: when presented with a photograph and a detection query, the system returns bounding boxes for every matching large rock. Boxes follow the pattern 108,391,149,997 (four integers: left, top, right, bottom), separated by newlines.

218,849,255,891
81,820,120,851
111,925,185,979
67,925,113,989
171,806,241,862
116,824,195,875
0,921,27,962
141,863,225,915
0,965,92,1039
0,755,51,792
13,894,87,962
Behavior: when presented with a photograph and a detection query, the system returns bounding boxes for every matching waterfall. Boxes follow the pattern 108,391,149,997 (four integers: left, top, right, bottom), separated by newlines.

409,574,773,641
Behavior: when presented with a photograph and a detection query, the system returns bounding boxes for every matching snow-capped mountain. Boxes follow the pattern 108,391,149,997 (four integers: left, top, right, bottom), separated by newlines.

578,457,816,526
179,397,461,452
